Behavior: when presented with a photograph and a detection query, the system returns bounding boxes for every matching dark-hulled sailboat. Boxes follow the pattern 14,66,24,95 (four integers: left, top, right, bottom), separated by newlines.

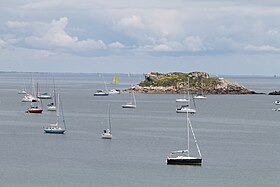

166,111,202,165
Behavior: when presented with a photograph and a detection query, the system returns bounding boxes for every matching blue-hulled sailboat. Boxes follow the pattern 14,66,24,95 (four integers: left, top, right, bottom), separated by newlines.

44,93,66,134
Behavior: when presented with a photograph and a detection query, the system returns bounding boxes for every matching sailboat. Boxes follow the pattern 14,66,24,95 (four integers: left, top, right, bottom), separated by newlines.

122,92,136,108
176,105,196,114
38,92,52,99
21,77,39,102
176,78,196,114
26,102,43,113
18,80,27,94
21,94,39,102
176,82,189,102
18,89,27,94
112,74,119,84
38,77,52,99
44,93,66,134
25,82,43,113
47,78,57,111
94,75,109,96
109,74,121,94
166,111,202,165
102,104,112,139
194,79,207,99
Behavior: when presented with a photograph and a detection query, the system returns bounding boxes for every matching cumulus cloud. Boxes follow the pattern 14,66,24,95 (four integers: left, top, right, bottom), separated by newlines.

4,1,280,57
108,42,125,49
9,17,119,52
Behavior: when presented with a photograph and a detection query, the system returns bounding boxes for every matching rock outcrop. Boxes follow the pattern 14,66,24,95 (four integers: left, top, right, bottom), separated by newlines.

125,71,256,94
269,90,280,95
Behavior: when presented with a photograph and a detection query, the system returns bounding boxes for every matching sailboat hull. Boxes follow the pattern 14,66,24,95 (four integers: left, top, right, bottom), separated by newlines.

38,95,52,99
166,157,202,165
122,104,136,108
26,109,43,113
102,133,112,139
176,109,196,114
44,129,65,134
94,93,109,96
194,95,207,99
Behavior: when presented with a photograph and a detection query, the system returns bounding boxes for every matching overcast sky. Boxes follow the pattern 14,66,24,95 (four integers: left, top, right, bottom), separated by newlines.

1,0,280,75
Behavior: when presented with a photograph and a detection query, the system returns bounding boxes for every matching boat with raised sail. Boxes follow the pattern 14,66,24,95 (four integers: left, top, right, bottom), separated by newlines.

44,93,66,134
102,104,112,139
166,111,202,165
112,74,119,84
122,92,136,108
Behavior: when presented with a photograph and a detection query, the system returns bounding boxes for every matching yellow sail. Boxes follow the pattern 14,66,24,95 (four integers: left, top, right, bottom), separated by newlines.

113,74,119,84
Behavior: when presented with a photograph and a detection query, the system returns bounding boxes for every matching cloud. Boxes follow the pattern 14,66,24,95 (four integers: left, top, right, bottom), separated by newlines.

4,1,280,58
0,38,7,48
118,15,144,29
6,21,28,29
9,17,113,52
108,42,125,49
183,36,206,52
245,44,280,52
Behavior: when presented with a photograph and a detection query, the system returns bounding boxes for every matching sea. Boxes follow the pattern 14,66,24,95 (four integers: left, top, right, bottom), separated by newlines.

0,72,279,187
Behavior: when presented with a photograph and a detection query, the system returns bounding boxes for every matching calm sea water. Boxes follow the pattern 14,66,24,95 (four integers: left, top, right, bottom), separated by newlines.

0,72,279,187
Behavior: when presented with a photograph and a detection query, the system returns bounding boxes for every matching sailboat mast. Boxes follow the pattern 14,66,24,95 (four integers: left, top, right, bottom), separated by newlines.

187,78,190,101
53,77,57,106
108,104,112,131
102,75,108,92
186,111,190,157
56,92,60,124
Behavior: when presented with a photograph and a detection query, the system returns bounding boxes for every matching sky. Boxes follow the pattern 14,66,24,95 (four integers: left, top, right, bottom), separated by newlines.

1,0,280,75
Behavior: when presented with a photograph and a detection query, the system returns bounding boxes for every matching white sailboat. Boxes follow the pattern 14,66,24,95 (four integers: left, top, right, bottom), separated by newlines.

194,79,207,99
109,89,121,94
176,105,196,114
102,104,112,139
122,92,136,108
47,78,57,111
44,93,66,134
38,77,52,99
18,89,27,94
176,78,196,114
94,75,109,96
176,82,189,103
21,76,39,102
18,80,27,94
166,111,202,165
